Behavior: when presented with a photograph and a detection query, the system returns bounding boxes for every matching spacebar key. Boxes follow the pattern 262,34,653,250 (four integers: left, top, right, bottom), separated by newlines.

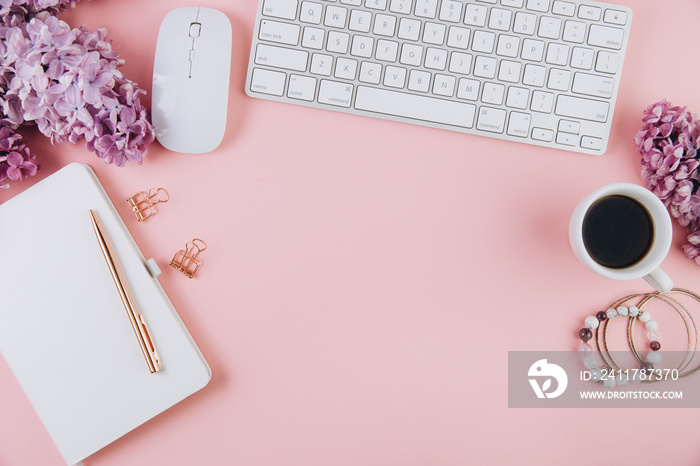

355,86,476,128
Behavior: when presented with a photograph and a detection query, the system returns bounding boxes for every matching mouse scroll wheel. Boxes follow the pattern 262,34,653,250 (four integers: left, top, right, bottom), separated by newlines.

189,22,201,38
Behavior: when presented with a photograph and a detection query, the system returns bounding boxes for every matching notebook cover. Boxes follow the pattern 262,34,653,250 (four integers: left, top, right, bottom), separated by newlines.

0,163,211,465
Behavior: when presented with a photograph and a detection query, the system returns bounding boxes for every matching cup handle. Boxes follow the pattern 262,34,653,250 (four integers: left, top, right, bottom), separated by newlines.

643,268,674,292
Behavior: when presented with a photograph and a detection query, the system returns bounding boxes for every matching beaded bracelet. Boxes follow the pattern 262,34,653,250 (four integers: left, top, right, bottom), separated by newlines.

577,289,700,388
629,289,700,378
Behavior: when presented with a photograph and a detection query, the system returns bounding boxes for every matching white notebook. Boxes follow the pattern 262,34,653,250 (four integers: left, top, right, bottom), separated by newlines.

0,163,211,465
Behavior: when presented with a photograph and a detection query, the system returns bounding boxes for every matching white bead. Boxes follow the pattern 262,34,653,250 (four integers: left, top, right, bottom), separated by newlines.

617,305,629,316
584,355,599,369
585,316,599,330
616,373,629,386
645,320,658,331
606,307,618,319
639,311,651,323
647,351,662,365
578,343,592,353
590,368,603,381
629,305,639,317
603,377,616,389
648,331,659,341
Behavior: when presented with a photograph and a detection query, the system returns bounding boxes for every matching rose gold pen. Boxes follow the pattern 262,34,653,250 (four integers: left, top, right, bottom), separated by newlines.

89,209,161,373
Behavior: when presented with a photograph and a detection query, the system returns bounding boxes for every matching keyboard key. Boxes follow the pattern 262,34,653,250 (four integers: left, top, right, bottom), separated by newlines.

415,0,439,18
374,13,397,36
423,22,447,44
351,35,374,57
558,119,580,133
570,46,594,69
507,112,531,137
383,65,407,87
498,60,522,82
474,55,497,78
310,53,333,75
571,72,614,98
482,83,506,105
259,20,301,46
448,52,473,74
556,131,578,145
547,68,570,91
506,86,529,109
497,35,520,58
334,57,358,79
476,106,507,133
287,74,317,100
318,79,353,107
439,1,463,22
447,26,470,49
400,43,424,66
389,0,413,14
425,47,448,70
324,5,348,27
538,16,562,39
300,2,322,23
513,12,537,35
545,43,569,65
348,9,372,31
376,39,399,61
262,0,298,20
526,0,549,13
355,86,477,128
552,1,575,16
603,9,627,25
359,61,382,83
366,0,387,9
588,24,623,49
408,69,431,92
433,74,456,96
595,50,619,73
523,63,546,86
578,5,601,20
250,68,286,96
581,135,603,150
464,4,487,26
489,8,513,31
472,30,496,53
532,127,554,142
521,38,545,61
255,44,308,71
531,90,554,113
456,78,480,100
562,20,586,43
555,94,609,122
398,17,421,39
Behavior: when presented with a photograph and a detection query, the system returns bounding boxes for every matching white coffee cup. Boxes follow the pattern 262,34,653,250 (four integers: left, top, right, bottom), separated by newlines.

569,183,674,292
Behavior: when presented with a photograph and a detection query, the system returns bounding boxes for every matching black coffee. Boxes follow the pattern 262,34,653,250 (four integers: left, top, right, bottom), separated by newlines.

582,195,654,269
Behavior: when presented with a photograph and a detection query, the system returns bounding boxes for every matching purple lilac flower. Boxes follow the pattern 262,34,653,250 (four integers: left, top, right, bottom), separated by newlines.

0,1,155,186
0,124,39,187
636,99,700,263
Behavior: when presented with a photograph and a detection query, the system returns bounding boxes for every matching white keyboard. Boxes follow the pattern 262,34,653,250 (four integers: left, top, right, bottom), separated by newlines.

245,0,632,155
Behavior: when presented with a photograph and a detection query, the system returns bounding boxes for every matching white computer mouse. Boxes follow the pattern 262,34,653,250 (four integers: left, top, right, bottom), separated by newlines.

152,7,232,154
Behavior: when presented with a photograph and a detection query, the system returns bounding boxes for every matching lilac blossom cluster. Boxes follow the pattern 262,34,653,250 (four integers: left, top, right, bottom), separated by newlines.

0,0,154,187
635,99,700,264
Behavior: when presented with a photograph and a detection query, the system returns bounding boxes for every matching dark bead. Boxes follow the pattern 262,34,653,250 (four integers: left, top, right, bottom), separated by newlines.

641,362,654,372
650,341,661,351
578,328,592,342
596,311,607,321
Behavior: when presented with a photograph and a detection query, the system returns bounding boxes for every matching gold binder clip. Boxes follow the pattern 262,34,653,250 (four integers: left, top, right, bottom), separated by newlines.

170,239,207,278
127,188,169,222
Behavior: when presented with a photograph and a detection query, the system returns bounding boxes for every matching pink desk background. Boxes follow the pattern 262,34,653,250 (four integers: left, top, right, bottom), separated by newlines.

2,1,700,464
